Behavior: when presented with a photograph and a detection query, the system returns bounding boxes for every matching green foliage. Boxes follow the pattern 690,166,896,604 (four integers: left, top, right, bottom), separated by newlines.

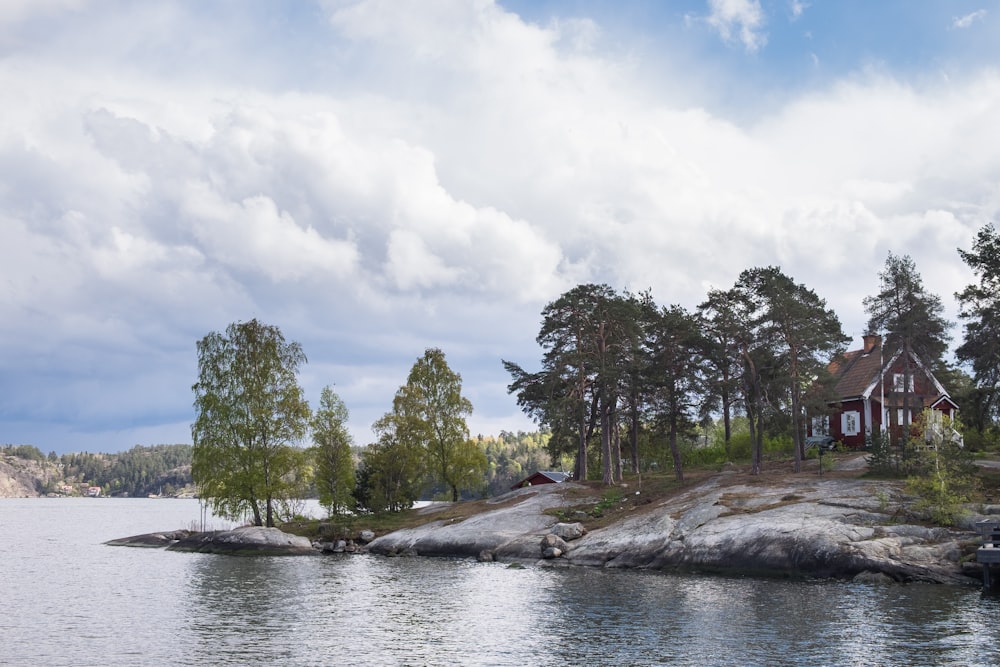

865,252,951,366
905,440,978,526
680,443,730,468
191,319,311,527
100,444,192,496
961,428,1000,453
590,489,624,518
482,430,558,496
956,223,1000,430
1,444,46,462
355,417,425,514
310,386,356,517
865,430,896,475
505,284,642,486
360,347,485,508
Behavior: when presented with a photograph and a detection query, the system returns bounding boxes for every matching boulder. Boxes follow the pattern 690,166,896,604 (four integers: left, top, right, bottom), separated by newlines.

853,571,896,584
105,530,191,548
367,483,575,559
358,529,376,544
540,533,570,554
166,526,316,556
551,522,586,541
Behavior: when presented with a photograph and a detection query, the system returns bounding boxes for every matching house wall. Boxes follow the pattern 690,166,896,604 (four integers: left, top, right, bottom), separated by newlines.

882,359,937,409
831,398,869,449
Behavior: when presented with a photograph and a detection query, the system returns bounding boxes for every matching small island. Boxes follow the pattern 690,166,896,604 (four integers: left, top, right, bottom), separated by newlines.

108,453,996,587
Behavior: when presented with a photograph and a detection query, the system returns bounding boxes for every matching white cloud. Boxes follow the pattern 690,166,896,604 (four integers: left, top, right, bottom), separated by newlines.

1,0,998,452
952,9,987,29
385,229,462,290
789,1,809,21
705,0,768,52
0,0,86,25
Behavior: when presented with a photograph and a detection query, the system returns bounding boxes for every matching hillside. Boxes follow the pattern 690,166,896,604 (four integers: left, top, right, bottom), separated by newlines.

0,445,193,498
0,455,60,497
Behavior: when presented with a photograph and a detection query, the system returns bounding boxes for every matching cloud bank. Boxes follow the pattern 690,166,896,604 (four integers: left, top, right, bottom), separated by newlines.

1,0,997,453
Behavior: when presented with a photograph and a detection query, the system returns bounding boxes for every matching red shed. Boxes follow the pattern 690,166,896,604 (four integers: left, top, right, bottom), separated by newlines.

510,471,571,490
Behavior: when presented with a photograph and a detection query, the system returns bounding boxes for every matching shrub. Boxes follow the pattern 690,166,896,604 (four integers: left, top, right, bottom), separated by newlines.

904,440,978,526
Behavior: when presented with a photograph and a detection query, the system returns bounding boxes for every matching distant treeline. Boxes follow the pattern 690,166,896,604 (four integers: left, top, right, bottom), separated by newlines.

2,443,193,497
3,432,558,500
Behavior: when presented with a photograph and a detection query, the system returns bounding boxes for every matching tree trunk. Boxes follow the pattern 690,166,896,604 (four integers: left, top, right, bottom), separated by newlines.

669,412,684,482
629,396,640,474
601,399,614,485
611,404,623,482
791,381,802,473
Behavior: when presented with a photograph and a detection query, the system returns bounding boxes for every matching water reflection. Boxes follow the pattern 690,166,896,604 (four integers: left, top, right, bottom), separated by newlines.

185,555,319,665
8,498,1000,667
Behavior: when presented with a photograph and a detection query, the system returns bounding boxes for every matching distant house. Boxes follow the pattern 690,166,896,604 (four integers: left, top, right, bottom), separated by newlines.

811,334,960,449
86,486,102,497
511,471,572,490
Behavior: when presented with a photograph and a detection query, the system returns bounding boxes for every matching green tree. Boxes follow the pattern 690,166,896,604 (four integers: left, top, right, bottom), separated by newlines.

397,348,484,502
191,319,311,527
956,223,1000,431
864,253,951,444
505,284,637,484
747,267,848,471
358,410,425,513
726,268,848,474
310,386,356,517
645,304,706,481
697,289,744,451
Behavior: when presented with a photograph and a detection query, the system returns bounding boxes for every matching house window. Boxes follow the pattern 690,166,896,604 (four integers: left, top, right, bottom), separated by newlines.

841,411,860,436
893,373,914,392
812,415,830,435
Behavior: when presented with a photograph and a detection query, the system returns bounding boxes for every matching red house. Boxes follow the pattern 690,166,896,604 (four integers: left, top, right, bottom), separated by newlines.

812,334,959,449
510,471,571,490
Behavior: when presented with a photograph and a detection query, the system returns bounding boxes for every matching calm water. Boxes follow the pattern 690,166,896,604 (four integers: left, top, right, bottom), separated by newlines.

2,498,999,667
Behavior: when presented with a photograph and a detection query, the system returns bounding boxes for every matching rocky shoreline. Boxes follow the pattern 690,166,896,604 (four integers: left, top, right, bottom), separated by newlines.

366,476,985,585
108,459,994,586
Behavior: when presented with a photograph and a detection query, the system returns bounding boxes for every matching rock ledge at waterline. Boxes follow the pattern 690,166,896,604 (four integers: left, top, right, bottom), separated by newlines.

108,526,316,556
368,473,985,586
106,459,990,583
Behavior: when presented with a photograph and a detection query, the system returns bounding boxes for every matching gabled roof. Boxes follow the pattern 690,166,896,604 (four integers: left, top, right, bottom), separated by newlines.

829,338,951,406
535,471,571,483
510,470,572,490
830,347,886,400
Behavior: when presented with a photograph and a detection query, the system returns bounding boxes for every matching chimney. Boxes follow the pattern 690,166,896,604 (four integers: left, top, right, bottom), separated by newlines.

862,334,881,354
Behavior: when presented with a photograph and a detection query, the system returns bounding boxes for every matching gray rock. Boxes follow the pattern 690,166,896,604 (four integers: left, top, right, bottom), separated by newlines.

853,571,896,584
541,533,570,553
364,477,981,585
105,530,191,548
358,529,376,544
551,522,586,541
542,547,563,559
367,482,574,559
166,526,316,556
477,550,494,562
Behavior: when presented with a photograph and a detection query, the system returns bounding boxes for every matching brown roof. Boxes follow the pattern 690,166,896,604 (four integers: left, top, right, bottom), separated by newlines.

831,347,885,400
829,341,955,408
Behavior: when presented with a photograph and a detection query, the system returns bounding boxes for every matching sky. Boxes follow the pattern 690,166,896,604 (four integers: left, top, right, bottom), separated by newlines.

2,0,999,455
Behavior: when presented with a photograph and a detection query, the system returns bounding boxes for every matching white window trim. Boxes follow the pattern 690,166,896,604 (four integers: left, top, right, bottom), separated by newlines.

842,411,860,437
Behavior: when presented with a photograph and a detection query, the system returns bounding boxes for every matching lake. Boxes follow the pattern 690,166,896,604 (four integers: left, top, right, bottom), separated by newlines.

2,498,999,666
